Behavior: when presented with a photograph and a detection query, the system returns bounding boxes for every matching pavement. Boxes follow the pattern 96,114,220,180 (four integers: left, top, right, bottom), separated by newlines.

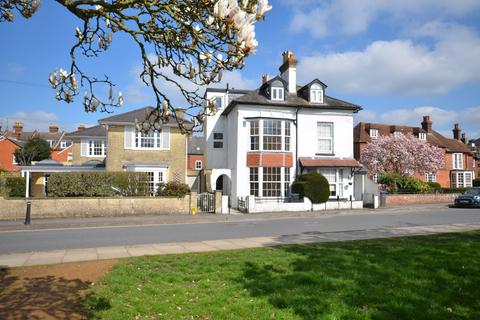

0,204,479,268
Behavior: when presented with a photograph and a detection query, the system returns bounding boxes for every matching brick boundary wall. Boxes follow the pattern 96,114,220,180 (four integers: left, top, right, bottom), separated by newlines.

0,196,193,220
385,193,459,206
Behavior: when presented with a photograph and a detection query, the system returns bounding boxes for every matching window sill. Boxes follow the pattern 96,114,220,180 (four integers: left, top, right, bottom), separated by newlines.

248,150,292,153
315,153,335,156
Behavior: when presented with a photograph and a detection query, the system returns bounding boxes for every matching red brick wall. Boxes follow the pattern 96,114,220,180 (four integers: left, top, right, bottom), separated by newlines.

0,139,20,171
386,193,459,206
246,152,293,167
51,145,72,164
188,155,204,170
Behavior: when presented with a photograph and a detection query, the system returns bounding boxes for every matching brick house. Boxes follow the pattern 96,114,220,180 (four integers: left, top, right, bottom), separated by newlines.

0,122,73,172
354,116,477,188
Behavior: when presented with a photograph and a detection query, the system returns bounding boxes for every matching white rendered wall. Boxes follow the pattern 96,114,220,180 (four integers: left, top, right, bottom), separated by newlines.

204,91,228,169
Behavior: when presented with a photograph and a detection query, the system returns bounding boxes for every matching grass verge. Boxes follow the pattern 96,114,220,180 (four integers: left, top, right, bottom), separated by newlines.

86,231,480,319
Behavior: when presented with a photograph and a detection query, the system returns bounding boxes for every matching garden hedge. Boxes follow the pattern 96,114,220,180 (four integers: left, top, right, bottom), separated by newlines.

474,178,480,187
157,181,190,197
47,172,150,197
5,177,26,197
291,172,330,204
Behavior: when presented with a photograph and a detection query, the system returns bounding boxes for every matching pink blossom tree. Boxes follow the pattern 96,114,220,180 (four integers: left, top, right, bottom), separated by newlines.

360,133,444,176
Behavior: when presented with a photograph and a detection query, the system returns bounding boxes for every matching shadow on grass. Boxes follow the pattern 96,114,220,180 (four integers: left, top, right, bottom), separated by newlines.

241,232,480,320
0,267,110,320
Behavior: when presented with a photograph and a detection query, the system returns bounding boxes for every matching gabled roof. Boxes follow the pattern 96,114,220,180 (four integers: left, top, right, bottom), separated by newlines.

355,122,473,153
99,106,193,126
299,79,328,91
67,125,107,138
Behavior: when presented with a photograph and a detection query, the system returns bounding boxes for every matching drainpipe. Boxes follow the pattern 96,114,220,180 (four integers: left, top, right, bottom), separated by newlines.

295,106,301,178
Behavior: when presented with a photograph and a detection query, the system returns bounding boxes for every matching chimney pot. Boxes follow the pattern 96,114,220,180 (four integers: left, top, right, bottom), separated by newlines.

453,123,461,140
77,125,86,131
49,124,59,133
12,122,23,136
461,132,467,144
421,115,432,133
262,74,270,84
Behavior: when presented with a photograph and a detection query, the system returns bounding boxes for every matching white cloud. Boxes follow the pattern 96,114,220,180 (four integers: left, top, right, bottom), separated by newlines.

297,23,480,95
357,105,480,139
288,0,480,38
0,111,57,131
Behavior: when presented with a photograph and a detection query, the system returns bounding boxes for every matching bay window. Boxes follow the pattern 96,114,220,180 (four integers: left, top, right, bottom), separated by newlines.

249,119,292,152
451,171,473,188
249,167,292,198
263,120,282,151
317,122,333,154
250,120,259,151
317,168,346,198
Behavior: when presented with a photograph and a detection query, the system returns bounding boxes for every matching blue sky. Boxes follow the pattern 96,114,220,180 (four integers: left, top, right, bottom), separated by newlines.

0,0,479,139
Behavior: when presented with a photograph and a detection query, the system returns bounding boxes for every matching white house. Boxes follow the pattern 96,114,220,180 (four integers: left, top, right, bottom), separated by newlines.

204,51,366,212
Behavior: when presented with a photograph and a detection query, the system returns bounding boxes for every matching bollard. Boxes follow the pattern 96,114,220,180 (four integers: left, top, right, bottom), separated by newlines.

24,200,31,225
350,195,353,209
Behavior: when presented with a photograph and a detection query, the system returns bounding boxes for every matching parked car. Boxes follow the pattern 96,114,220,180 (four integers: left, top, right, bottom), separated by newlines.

454,188,480,208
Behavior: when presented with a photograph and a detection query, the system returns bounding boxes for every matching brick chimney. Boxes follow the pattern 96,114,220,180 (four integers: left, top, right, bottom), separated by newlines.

279,50,298,94
77,124,86,131
262,74,270,84
421,116,432,133
453,123,461,140
461,132,467,144
49,124,59,133
12,122,23,137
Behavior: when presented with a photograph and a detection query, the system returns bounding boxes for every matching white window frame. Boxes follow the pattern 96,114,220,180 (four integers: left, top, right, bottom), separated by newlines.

451,171,473,188
453,153,464,170
370,129,378,139
88,139,107,157
310,84,323,103
393,131,401,137
129,167,167,195
249,167,292,198
60,141,67,149
67,152,73,161
317,168,346,199
12,155,18,165
135,130,161,149
271,87,284,101
317,122,334,154
419,132,427,141
195,160,203,170
425,173,436,183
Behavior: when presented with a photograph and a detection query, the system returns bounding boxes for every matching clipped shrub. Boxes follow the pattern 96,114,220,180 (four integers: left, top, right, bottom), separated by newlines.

291,172,330,204
47,172,151,197
156,181,190,197
5,177,26,197
473,178,480,187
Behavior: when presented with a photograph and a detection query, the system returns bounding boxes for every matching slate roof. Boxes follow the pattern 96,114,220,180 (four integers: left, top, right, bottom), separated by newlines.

67,125,107,138
99,106,193,126
222,89,362,115
3,130,71,150
188,136,204,155
355,122,473,153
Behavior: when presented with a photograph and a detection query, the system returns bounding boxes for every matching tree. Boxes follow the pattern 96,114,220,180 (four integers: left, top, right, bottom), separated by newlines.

0,0,271,133
360,133,444,176
14,138,51,165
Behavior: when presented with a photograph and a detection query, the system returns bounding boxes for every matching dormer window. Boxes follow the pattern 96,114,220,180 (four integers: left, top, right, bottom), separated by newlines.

271,87,284,101
310,83,323,103
419,132,427,141
370,129,378,139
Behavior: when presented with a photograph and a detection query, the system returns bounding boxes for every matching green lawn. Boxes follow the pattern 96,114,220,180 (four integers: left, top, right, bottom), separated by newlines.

86,232,480,319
